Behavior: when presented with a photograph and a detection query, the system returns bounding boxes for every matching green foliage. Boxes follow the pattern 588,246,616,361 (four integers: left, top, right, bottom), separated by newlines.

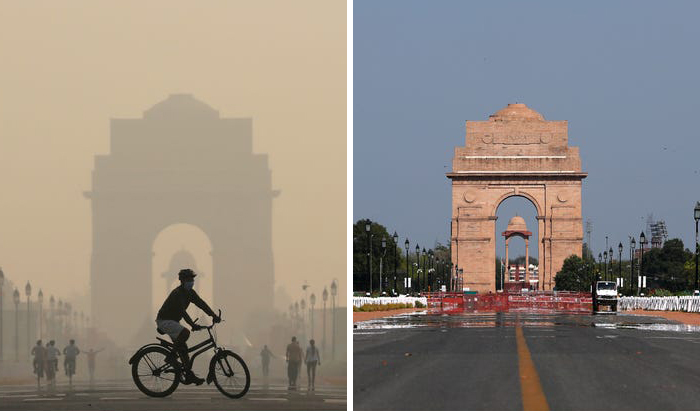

353,219,403,291
354,303,415,312
414,301,425,308
641,238,694,292
554,255,593,292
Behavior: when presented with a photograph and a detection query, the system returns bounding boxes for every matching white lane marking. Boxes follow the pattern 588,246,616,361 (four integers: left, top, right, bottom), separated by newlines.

23,398,63,401
100,397,136,400
596,335,618,339
325,398,347,403
247,397,288,401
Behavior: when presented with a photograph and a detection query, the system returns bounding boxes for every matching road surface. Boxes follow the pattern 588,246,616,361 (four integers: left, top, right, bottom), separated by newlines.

354,310,700,411
0,380,346,410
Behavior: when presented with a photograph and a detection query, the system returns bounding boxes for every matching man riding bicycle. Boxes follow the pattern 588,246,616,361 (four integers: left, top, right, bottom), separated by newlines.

63,339,80,376
156,268,220,385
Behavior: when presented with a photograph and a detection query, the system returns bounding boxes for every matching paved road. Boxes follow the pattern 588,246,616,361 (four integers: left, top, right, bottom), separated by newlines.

354,310,700,411
0,380,346,410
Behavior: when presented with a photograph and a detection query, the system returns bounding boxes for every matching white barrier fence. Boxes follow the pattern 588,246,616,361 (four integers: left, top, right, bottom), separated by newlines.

352,296,428,308
619,296,700,312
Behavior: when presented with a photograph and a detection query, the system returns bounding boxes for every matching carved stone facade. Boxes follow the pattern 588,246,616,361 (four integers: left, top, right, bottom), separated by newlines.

86,94,276,344
447,103,586,292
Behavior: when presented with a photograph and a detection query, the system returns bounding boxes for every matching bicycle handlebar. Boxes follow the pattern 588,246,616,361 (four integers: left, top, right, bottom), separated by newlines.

192,309,222,331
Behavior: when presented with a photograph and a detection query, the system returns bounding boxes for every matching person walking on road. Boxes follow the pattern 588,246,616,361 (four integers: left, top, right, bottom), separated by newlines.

260,345,276,378
86,348,104,385
285,336,303,390
305,339,321,391
31,340,46,378
63,340,80,377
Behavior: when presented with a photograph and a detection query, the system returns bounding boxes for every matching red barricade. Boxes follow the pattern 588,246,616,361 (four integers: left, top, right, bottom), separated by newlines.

428,291,593,313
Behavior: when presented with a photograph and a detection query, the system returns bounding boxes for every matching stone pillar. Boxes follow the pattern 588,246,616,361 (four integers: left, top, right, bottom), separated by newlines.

504,238,509,282
525,238,530,283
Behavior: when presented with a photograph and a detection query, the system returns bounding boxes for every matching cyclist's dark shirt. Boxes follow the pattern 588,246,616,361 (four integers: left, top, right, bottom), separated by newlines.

157,285,215,321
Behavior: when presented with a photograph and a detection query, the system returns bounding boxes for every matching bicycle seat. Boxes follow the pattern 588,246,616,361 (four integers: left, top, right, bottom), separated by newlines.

156,328,166,335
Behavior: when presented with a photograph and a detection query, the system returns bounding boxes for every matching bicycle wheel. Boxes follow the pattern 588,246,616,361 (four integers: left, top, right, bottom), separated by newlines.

131,345,180,397
210,350,250,398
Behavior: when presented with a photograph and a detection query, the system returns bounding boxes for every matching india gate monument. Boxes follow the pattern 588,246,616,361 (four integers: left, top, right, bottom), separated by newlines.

447,103,587,292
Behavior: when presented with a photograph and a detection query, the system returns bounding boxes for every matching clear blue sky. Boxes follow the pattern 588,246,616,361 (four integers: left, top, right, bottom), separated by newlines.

354,0,700,260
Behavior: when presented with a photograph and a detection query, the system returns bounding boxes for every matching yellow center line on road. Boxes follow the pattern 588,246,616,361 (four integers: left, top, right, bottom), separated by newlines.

515,322,550,411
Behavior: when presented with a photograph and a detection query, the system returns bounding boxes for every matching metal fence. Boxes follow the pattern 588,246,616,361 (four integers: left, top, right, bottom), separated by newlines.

619,296,700,312
352,296,427,308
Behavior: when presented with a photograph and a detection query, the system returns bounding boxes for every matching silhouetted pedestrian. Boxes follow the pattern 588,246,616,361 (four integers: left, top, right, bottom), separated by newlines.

63,339,80,378
260,345,275,378
305,339,320,390
31,340,45,378
285,336,302,390
86,348,104,384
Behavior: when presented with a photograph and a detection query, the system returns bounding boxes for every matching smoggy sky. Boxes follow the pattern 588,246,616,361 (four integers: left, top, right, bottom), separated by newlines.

354,0,700,261
0,1,346,312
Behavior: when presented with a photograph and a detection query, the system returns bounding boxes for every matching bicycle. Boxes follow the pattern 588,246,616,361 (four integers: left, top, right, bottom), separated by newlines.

128,312,250,398
65,358,76,387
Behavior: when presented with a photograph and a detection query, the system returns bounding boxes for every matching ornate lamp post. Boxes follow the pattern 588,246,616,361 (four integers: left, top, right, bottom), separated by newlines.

404,239,410,293
330,279,337,361
639,232,647,296
49,295,55,339
58,300,63,339
603,251,608,282
0,267,4,361
300,299,306,338
694,202,700,291
415,244,421,292
393,232,399,295
322,287,328,355
37,289,43,340
13,288,19,361
618,243,623,287
25,282,31,358
630,238,636,295
380,237,387,294
365,221,372,295
608,247,614,281
309,293,316,338
421,248,427,292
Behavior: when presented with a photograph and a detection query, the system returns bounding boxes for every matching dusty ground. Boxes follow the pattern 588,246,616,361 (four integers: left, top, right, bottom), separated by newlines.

626,309,700,325
352,308,422,323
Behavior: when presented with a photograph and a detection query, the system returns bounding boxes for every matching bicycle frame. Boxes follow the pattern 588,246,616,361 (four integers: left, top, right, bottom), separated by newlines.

156,326,222,370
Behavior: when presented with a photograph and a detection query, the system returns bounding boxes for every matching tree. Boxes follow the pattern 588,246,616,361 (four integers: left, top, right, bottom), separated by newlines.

554,255,593,292
641,238,694,292
352,219,403,293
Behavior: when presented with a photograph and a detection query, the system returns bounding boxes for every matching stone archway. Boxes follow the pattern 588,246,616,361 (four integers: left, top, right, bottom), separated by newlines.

447,103,587,293
85,94,278,344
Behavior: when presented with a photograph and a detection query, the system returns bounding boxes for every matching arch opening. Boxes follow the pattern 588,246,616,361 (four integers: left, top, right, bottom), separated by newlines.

495,196,539,290
151,223,213,320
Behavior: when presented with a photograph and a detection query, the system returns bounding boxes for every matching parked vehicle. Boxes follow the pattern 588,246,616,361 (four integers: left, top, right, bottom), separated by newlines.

594,281,618,313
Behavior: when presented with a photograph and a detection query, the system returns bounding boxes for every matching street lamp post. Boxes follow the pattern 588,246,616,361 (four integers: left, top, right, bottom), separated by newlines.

322,287,328,355
49,296,55,340
309,293,316,339
618,243,623,287
393,232,399,295
13,289,19,361
694,202,700,291
609,247,614,281
421,248,427,292
365,221,372,295
603,251,608,282
0,267,4,361
25,282,31,358
415,245,421,292
630,238,636,295
404,239,410,293
639,232,647,296
380,237,387,294
37,290,43,341
330,279,337,361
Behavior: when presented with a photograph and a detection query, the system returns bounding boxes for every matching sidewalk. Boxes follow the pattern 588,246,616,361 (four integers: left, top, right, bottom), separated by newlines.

626,309,700,325
353,308,423,323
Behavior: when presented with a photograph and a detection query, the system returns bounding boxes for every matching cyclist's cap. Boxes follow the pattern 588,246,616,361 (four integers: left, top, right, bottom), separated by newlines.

178,268,197,280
